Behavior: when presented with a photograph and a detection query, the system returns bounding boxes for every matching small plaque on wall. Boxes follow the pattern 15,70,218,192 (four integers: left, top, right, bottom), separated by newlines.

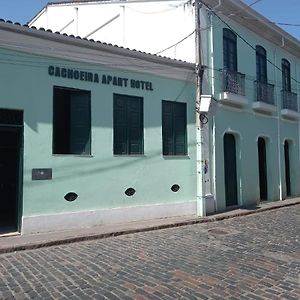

32,168,52,180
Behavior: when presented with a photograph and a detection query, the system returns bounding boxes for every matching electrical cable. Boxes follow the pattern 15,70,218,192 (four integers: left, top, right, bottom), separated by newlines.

225,14,300,27
248,0,263,7
200,0,300,85
155,30,195,55
124,0,192,15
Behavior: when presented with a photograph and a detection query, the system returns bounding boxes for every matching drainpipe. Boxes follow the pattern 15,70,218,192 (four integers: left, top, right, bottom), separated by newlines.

296,60,300,195
75,7,79,36
209,10,217,211
46,6,49,29
121,5,126,47
195,0,206,217
274,47,283,200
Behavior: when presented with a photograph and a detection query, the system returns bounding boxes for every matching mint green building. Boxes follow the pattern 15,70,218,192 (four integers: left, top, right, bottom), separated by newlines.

0,0,300,235
0,21,197,234
200,0,300,212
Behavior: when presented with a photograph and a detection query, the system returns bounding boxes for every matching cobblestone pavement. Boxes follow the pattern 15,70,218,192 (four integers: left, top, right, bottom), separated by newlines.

0,206,299,300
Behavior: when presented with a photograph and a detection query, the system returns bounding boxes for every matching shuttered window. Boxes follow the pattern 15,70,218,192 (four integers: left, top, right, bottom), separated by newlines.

256,45,268,83
53,86,91,155
162,100,187,156
113,94,143,155
223,28,237,71
282,59,291,92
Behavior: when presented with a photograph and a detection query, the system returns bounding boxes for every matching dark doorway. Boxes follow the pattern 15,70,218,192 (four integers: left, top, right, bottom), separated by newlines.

258,137,268,200
224,133,238,207
0,110,23,234
284,141,291,197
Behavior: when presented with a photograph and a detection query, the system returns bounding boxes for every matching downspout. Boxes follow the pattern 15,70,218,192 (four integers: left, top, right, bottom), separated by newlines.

209,11,217,211
296,60,300,196
121,5,126,47
274,47,283,200
75,7,79,36
195,1,206,217
46,6,49,29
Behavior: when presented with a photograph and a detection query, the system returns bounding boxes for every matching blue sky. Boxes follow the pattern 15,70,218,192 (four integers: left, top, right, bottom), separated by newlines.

1,0,299,40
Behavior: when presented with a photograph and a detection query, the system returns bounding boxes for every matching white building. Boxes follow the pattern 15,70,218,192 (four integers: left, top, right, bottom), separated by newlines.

29,0,196,62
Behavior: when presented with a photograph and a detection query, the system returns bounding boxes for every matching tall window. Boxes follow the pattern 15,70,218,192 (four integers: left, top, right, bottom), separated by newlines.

113,94,143,155
162,100,187,156
256,45,267,83
223,28,237,71
282,59,291,92
53,86,91,155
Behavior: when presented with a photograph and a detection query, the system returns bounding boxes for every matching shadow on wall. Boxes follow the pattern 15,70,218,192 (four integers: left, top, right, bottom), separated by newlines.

24,141,196,186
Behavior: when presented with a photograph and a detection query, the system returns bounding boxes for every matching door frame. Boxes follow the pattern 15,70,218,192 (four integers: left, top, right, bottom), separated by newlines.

223,131,240,208
0,114,24,233
283,139,292,198
257,136,268,201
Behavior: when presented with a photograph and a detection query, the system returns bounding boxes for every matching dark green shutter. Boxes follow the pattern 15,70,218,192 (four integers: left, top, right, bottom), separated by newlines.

114,95,128,154
70,92,91,154
223,29,237,71
162,101,174,155
128,97,143,154
174,103,187,155
114,94,143,155
224,133,238,206
162,101,187,156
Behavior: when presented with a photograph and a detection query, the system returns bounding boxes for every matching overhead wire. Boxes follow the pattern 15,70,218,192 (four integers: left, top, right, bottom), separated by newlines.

225,0,300,27
200,0,300,85
248,0,263,7
155,30,195,55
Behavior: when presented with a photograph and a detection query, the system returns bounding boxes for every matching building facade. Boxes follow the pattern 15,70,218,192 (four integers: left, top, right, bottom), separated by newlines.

1,0,300,235
0,20,196,234
206,1,300,210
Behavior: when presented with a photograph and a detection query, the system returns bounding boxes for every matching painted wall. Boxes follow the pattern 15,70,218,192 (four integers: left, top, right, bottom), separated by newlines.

209,14,300,210
0,46,196,233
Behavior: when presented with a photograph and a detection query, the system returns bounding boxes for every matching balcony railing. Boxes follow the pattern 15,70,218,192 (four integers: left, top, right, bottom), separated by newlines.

282,90,298,111
222,69,245,96
255,81,275,105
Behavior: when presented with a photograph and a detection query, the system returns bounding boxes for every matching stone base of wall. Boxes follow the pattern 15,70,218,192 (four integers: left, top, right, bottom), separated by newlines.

21,201,197,234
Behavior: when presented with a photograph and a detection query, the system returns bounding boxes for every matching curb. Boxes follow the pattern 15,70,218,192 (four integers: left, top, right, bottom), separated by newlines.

1,200,299,255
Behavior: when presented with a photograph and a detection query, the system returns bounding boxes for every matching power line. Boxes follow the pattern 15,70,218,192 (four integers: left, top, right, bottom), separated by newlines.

124,5,177,15
226,14,300,27
248,0,263,7
155,30,195,55
155,24,213,56
201,0,300,85
221,0,300,27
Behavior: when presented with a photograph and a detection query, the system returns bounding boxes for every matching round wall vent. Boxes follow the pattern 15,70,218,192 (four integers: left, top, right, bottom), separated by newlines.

171,184,180,192
64,192,78,202
125,188,136,196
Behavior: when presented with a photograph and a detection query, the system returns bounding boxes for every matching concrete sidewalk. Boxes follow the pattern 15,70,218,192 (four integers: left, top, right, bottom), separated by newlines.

0,197,299,254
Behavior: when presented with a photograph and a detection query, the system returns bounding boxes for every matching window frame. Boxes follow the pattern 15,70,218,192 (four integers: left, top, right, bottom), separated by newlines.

282,58,291,92
223,28,238,72
256,45,268,83
162,100,187,156
52,86,91,156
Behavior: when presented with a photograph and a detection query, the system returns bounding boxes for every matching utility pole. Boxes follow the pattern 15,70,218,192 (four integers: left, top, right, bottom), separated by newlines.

195,0,206,217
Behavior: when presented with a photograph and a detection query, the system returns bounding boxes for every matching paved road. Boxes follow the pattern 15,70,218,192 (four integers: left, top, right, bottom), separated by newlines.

0,206,299,300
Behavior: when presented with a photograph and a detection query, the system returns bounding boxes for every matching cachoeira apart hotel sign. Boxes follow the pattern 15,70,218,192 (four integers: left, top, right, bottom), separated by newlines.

48,66,154,91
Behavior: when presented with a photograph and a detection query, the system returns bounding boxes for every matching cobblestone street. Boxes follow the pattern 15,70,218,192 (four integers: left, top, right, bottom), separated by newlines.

0,205,299,300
